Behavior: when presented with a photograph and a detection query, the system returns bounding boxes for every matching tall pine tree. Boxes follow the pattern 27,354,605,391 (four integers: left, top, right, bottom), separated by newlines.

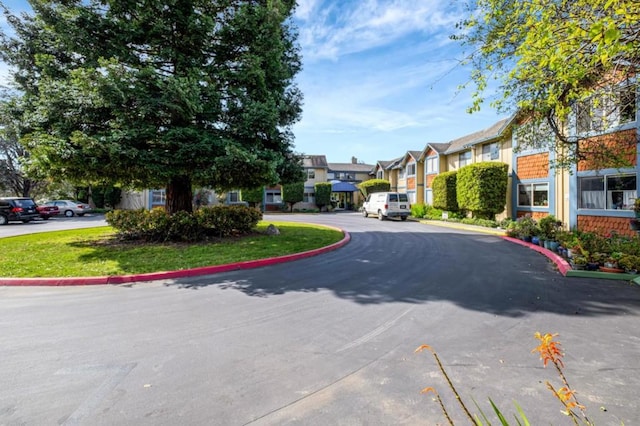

0,0,303,213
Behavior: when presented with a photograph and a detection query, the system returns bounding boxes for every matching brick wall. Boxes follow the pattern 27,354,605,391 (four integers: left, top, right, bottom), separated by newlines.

577,129,637,171
516,153,549,180
577,215,636,237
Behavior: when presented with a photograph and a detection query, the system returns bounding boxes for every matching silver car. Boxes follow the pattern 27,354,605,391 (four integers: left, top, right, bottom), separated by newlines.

45,200,92,217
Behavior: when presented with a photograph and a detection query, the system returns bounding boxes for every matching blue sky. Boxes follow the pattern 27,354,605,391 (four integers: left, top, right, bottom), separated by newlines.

0,0,505,166
291,0,504,165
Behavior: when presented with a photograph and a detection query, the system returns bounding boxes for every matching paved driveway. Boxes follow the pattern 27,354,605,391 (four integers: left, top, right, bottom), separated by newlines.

1,212,639,425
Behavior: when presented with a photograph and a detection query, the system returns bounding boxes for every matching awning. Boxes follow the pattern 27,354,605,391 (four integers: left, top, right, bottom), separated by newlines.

331,181,359,192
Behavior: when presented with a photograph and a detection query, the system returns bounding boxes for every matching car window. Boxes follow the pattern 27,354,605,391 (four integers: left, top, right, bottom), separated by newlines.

389,194,398,202
398,194,409,202
15,199,36,207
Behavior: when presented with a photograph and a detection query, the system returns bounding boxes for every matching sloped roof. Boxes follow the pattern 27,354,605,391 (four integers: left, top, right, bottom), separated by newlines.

303,155,328,168
328,162,375,173
400,150,423,166
444,117,512,155
385,157,403,170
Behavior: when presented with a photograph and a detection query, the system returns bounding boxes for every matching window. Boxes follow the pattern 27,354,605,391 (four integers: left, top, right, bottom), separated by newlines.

151,189,165,205
577,85,637,134
426,157,437,173
425,189,433,205
482,142,499,161
398,168,405,179
518,183,549,207
303,191,315,203
306,169,315,180
578,174,636,210
265,190,282,204
377,170,384,179
407,163,416,176
459,151,471,167
408,192,416,204
228,191,240,203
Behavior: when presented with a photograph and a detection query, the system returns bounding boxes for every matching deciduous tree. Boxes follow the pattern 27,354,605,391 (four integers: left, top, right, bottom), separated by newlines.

456,0,639,167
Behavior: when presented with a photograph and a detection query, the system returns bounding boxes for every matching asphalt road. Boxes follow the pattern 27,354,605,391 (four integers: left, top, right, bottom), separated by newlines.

1,212,640,425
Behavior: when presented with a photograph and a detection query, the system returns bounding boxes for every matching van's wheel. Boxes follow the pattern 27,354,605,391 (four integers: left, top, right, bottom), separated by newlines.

377,210,385,221
0,215,7,225
400,216,407,221
362,209,368,218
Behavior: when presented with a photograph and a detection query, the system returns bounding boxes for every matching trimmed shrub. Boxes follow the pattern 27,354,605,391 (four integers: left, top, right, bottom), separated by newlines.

457,162,508,220
314,182,332,211
282,182,304,212
359,179,390,197
432,171,458,211
106,205,262,242
242,187,264,208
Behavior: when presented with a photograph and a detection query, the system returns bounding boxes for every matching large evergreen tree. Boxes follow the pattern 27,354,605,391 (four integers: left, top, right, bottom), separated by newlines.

0,0,303,213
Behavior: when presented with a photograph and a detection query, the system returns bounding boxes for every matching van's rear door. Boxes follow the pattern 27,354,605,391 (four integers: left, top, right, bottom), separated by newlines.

388,193,410,211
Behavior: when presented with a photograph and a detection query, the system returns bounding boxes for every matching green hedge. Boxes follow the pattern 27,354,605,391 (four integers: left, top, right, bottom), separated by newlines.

457,162,508,220
432,171,458,211
282,182,304,212
358,179,390,197
106,205,262,242
314,182,332,210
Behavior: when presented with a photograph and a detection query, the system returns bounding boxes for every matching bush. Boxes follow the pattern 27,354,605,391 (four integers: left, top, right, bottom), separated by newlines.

457,162,508,220
411,203,428,218
106,205,262,242
432,171,458,212
314,182,332,211
359,179,390,197
241,187,264,208
282,182,304,212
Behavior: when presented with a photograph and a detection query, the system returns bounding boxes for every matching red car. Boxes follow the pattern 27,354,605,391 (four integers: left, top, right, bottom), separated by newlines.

36,204,60,220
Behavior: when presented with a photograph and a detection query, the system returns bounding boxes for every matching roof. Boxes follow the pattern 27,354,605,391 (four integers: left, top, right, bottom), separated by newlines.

400,150,423,166
444,117,513,155
331,181,360,192
328,162,375,173
303,155,328,168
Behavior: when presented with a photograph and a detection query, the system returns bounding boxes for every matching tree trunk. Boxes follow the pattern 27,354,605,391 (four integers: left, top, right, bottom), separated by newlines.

165,175,193,215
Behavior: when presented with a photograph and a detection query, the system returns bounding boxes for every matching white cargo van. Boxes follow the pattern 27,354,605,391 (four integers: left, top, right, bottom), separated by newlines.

362,192,410,221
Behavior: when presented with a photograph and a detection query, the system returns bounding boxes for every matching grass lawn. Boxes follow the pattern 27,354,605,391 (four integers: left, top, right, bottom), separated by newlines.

0,222,344,278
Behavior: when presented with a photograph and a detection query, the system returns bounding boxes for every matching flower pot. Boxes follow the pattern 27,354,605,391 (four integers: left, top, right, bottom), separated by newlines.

587,262,600,271
531,236,540,245
570,262,586,270
544,240,552,249
523,236,532,243
548,241,560,252
599,266,624,273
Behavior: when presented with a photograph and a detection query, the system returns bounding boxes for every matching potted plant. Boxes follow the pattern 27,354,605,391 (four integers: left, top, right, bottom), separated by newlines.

618,254,640,274
570,255,588,270
601,252,624,273
516,215,538,242
539,215,562,251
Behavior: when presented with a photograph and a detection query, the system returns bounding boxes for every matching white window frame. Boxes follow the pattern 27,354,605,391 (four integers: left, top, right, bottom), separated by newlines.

398,168,405,179
407,163,416,176
265,190,282,204
306,169,315,180
518,183,549,207
151,189,166,205
576,84,637,134
426,157,437,173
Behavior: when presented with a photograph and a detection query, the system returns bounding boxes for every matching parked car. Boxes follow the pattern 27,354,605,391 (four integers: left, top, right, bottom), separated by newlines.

0,197,41,225
36,204,60,220
362,192,411,221
44,200,92,217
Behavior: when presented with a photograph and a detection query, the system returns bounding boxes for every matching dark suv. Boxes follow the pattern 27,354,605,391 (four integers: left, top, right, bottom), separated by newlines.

0,197,41,225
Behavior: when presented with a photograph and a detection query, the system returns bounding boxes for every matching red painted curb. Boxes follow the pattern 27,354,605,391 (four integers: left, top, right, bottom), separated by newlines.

502,236,571,276
0,228,351,287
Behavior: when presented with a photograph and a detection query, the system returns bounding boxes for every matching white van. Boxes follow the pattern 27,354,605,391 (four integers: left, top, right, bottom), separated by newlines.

362,192,410,221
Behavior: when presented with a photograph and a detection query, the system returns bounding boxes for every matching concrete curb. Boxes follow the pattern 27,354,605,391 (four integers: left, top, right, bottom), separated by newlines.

502,236,572,276
0,227,350,287
419,220,638,282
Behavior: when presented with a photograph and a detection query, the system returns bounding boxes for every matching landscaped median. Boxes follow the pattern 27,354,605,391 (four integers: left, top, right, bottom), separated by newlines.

0,222,349,286
420,219,640,284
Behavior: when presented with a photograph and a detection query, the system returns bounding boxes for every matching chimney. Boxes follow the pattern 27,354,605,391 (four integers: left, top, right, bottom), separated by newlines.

351,156,357,164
